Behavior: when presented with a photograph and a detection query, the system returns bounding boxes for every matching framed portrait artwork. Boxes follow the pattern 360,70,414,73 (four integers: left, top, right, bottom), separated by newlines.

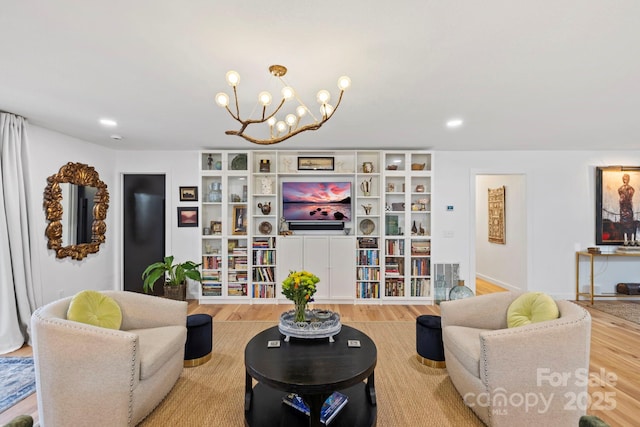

596,166,640,245
488,186,506,244
232,205,247,235
177,207,198,227
179,186,198,202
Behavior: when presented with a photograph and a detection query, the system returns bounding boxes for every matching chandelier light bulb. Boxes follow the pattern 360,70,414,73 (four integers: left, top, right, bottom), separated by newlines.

337,76,351,91
276,121,287,133
225,70,240,87
285,114,297,126
215,92,230,107
258,91,272,106
267,117,277,126
296,106,307,117
317,90,331,104
281,86,295,100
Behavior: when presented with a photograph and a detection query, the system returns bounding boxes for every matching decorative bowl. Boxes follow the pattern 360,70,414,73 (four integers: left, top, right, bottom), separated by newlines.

386,165,398,170
411,163,425,170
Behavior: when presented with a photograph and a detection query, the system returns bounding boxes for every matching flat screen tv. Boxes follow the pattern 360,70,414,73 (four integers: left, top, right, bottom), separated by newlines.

282,181,352,222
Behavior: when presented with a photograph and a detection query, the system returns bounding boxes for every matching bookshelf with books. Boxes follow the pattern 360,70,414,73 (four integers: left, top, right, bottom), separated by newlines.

227,238,248,297
356,237,380,300
252,237,277,299
198,149,433,304
381,151,433,301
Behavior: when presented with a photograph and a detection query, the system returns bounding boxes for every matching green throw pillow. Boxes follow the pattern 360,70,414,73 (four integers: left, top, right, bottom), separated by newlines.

507,292,559,328
67,290,122,330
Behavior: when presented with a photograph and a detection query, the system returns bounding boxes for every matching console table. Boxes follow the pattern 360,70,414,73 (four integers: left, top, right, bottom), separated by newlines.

244,325,377,427
576,250,640,304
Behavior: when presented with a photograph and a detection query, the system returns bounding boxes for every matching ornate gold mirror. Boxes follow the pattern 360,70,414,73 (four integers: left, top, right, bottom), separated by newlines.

44,162,109,260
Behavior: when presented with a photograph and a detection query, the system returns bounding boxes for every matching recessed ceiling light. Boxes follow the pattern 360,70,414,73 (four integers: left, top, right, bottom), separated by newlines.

446,118,464,129
99,118,118,127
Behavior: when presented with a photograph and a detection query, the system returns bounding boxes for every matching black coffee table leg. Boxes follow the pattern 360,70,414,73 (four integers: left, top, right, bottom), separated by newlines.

245,371,253,411
366,372,376,406
301,392,330,427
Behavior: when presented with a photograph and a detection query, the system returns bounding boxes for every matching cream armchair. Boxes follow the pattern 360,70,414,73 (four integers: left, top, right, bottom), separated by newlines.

31,291,187,427
440,291,591,427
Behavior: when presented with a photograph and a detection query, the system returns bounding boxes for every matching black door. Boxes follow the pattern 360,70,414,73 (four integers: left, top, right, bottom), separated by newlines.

123,174,165,295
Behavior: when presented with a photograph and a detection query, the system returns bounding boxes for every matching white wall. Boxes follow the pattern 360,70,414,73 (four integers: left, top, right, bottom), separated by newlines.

26,126,117,305
434,150,640,299
115,150,201,297
475,174,526,291
26,133,640,304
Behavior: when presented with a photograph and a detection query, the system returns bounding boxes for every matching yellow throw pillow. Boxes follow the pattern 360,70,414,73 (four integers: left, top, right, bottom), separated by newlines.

507,292,559,328
67,290,122,330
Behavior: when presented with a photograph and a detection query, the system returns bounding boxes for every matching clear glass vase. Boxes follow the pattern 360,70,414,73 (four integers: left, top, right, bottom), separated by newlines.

294,301,308,323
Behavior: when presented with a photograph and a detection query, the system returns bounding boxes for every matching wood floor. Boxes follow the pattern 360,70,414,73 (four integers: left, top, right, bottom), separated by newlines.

1,279,638,426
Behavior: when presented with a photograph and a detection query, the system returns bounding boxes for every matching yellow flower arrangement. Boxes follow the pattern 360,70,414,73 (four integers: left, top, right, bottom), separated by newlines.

281,270,320,322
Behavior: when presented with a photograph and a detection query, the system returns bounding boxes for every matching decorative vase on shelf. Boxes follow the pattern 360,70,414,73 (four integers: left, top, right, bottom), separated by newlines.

412,221,418,234
449,280,474,300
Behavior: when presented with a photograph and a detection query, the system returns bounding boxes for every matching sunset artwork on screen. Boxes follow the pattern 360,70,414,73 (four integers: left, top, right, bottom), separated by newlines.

282,182,352,222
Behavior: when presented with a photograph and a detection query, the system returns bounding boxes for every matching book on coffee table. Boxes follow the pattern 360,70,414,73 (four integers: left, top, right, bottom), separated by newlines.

282,391,349,425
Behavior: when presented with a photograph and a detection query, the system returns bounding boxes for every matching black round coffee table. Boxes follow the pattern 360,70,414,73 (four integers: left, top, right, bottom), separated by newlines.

244,325,377,427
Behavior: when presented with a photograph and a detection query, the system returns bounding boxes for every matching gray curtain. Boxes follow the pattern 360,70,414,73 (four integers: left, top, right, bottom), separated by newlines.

0,112,36,354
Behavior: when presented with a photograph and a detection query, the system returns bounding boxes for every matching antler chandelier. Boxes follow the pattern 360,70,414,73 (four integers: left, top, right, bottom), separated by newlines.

215,65,351,145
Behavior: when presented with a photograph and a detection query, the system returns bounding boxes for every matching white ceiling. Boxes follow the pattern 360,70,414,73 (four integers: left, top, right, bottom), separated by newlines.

1,1,639,151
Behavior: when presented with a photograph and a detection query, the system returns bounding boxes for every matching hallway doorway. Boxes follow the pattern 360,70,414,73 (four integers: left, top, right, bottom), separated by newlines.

122,174,166,295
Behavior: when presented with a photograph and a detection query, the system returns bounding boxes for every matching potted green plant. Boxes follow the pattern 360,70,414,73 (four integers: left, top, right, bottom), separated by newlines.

142,255,202,300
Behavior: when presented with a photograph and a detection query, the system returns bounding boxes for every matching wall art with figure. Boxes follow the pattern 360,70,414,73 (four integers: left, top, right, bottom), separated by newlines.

596,166,640,245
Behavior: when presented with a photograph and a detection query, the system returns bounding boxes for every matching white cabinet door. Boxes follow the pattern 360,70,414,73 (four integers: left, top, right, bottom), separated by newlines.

303,237,331,300
276,236,304,300
329,236,356,299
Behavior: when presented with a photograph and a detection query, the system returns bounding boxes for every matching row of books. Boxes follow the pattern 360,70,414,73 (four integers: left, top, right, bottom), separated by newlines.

228,283,247,296
411,278,431,297
252,237,276,248
253,249,275,265
357,282,380,299
386,239,405,255
356,266,380,281
411,258,430,276
252,266,275,282
228,257,247,270
385,279,405,297
228,272,248,282
282,391,348,425
357,237,378,248
357,249,379,266
202,255,222,270
252,283,276,298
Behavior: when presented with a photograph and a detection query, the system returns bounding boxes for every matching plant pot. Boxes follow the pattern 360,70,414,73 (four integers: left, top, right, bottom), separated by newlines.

164,283,186,301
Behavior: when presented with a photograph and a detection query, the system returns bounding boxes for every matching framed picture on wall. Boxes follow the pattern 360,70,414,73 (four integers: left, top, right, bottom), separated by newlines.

177,207,198,227
179,186,198,201
596,166,640,245
488,186,506,244
297,156,334,171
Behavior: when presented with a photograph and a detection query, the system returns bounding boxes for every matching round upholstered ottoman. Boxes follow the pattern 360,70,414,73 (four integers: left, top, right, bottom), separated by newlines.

416,315,446,368
184,314,213,367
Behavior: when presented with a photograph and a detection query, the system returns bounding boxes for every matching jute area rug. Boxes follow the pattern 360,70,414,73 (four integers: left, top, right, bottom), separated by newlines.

588,300,640,324
139,321,481,427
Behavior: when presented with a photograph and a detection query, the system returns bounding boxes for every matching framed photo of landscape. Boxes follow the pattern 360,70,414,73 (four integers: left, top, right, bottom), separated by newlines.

596,166,640,245
177,207,198,227
297,156,334,171
179,186,198,201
